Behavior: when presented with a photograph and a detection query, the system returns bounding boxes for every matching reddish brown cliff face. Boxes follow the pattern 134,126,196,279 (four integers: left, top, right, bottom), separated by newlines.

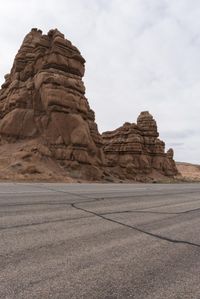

102,111,178,180
0,28,105,180
0,29,177,181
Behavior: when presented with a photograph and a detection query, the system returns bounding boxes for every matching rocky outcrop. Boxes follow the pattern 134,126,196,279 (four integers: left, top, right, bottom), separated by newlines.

0,28,105,180
0,29,178,182
102,111,178,180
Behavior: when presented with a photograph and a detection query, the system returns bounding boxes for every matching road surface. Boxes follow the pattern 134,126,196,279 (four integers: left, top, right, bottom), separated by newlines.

0,182,200,298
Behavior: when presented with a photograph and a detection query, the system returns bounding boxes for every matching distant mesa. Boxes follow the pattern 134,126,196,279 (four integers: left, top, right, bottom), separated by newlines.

0,28,178,182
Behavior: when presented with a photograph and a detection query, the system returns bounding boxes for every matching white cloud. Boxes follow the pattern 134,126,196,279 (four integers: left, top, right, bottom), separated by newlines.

0,0,199,163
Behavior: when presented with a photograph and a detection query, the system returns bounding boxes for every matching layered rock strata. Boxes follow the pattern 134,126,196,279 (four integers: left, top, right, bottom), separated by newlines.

0,29,178,181
0,28,105,179
102,111,178,180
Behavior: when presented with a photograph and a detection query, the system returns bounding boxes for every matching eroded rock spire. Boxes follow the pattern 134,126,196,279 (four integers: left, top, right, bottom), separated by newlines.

0,29,178,181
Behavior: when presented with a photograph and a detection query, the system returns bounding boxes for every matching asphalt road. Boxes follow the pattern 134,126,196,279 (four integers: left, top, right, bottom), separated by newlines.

0,182,200,299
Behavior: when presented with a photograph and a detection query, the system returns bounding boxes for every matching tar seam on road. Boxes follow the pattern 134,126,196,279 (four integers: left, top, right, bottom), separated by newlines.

101,206,200,216
0,197,105,208
0,192,199,210
0,215,95,231
1,194,200,231
71,203,200,249
2,203,199,231
26,184,200,201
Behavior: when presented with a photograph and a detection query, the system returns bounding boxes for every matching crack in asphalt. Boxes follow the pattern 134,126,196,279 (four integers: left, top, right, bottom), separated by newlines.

0,186,199,210
0,186,200,232
0,214,95,231
32,185,200,203
71,203,200,249
1,194,200,231
2,204,199,231
37,184,200,196
101,206,200,216
102,210,179,215
0,197,105,208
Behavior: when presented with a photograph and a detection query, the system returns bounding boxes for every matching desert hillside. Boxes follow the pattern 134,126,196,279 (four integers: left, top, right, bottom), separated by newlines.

176,162,200,181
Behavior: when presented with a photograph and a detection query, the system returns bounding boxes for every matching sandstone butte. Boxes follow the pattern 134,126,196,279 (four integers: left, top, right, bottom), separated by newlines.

0,28,178,182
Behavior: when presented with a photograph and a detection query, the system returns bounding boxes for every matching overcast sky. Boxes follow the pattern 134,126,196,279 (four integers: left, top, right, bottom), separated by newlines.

0,0,200,163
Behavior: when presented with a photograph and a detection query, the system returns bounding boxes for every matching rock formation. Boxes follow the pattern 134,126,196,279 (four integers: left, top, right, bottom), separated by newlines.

0,28,105,180
0,29,178,182
102,111,178,180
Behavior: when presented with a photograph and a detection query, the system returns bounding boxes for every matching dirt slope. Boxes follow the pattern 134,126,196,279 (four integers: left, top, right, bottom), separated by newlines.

176,162,200,182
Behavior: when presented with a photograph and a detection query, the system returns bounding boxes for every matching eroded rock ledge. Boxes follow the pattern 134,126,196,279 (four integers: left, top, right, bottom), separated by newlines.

102,111,177,180
0,29,178,182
